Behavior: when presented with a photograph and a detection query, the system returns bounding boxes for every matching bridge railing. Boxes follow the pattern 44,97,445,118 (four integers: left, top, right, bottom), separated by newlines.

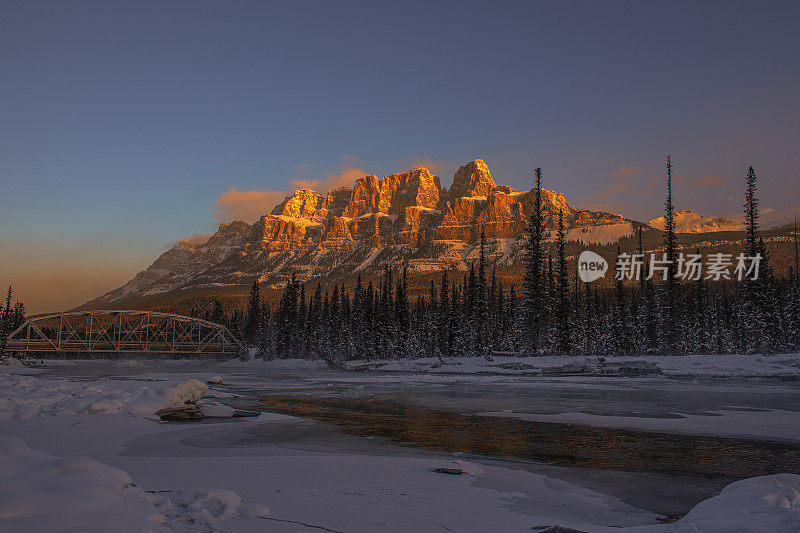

5,310,243,355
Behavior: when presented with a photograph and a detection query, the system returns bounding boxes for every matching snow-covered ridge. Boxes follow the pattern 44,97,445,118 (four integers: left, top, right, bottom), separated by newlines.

648,209,744,233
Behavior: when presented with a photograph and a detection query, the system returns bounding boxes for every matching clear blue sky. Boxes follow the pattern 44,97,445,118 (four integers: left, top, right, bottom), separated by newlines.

1,0,799,313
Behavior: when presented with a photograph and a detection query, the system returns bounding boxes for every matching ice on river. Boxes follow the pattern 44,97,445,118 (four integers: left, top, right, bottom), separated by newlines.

1,359,799,532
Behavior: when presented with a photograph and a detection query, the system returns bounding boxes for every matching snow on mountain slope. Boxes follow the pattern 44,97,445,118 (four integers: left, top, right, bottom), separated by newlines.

648,210,744,233
87,159,645,307
566,222,634,245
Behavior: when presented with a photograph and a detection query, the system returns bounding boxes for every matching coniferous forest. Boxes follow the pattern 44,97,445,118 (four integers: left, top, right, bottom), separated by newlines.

0,286,27,357
5,162,796,361
214,160,799,362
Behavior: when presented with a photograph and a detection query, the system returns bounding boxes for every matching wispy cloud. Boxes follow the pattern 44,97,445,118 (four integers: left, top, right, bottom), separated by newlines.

394,156,451,177
577,165,659,218
212,189,288,222
211,156,457,223
288,166,368,192
675,173,732,191
609,165,648,180
212,156,371,223
162,233,213,250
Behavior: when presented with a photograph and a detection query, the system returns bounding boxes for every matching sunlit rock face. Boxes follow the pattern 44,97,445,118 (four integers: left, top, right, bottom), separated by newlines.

343,175,381,218
93,159,641,304
448,159,496,200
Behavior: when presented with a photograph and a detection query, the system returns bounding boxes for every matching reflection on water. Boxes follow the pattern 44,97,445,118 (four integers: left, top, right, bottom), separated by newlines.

259,394,800,479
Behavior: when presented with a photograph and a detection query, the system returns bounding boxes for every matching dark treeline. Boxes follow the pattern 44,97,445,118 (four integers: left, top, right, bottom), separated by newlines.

219,161,800,360
0,286,27,356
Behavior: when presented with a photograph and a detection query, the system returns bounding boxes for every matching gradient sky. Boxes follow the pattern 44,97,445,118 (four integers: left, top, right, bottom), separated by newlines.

2,0,799,313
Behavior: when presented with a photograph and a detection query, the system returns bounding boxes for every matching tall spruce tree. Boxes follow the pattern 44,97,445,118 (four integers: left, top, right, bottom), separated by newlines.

740,166,769,354
245,279,261,344
555,210,570,354
522,168,546,354
476,229,489,355
661,155,679,352
744,167,760,257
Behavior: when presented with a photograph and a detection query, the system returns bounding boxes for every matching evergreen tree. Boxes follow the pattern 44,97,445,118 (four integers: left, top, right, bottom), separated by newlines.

739,167,771,354
794,214,799,284
274,273,300,357
330,284,341,353
522,168,546,354
209,300,225,325
661,155,679,352
306,283,323,358
438,270,451,358
475,229,490,355
507,285,518,352
555,210,570,354
0,285,12,356
611,246,630,355
365,281,375,360
744,167,760,257
245,280,261,345
258,300,272,359
352,274,367,359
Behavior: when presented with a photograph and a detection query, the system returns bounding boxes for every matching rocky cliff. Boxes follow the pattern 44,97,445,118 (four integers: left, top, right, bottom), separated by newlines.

89,159,638,305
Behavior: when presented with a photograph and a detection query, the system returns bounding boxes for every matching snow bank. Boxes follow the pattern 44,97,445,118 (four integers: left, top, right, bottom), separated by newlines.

0,373,209,420
346,354,800,379
0,437,269,532
255,358,331,370
0,437,160,532
623,474,800,532
162,379,208,407
664,474,800,532
156,489,270,529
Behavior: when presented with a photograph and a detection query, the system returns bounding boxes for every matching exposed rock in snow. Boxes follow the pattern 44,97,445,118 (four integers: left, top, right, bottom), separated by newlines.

156,404,204,421
433,460,483,476
85,398,124,414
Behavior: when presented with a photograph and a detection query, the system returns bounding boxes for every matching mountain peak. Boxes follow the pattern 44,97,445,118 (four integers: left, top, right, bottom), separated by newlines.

648,210,744,233
449,159,496,199
90,158,646,307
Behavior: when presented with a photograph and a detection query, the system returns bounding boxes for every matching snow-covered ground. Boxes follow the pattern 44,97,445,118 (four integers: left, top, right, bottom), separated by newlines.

343,353,800,379
1,357,799,532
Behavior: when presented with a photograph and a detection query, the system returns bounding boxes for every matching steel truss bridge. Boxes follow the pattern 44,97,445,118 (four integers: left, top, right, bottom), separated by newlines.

6,310,242,355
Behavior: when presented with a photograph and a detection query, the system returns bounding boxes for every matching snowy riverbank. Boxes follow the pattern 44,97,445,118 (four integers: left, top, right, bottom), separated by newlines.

341,353,800,379
1,361,799,531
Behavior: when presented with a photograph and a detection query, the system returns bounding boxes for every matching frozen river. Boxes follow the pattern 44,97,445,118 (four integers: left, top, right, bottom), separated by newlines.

19,357,800,522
